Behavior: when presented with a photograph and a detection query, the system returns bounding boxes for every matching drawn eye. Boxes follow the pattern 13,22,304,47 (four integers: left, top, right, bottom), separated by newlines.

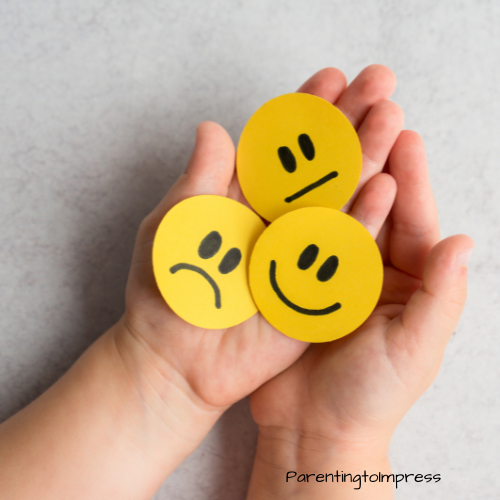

297,244,319,270
316,256,339,282
298,134,315,161
198,231,222,259
218,248,242,274
278,146,297,173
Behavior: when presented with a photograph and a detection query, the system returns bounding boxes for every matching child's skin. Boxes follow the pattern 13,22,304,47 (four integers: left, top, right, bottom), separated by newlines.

0,65,472,500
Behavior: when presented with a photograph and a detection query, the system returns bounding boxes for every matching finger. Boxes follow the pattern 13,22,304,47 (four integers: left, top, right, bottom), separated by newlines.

388,131,440,278
375,215,392,264
343,100,404,212
378,266,422,307
227,171,253,209
144,121,235,237
348,173,396,239
296,67,347,103
391,234,474,358
335,64,397,130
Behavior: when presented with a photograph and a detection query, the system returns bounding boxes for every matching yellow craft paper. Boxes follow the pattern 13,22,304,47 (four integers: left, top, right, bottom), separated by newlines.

237,93,362,222
249,207,382,343
153,195,265,329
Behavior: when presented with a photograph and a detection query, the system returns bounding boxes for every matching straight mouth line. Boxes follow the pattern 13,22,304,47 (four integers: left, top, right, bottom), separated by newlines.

284,171,339,203
170,263,221,309
269,260,341,316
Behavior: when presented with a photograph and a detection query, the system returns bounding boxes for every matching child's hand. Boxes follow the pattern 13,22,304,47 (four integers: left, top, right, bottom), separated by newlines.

117,65,405,451
246,111,474,498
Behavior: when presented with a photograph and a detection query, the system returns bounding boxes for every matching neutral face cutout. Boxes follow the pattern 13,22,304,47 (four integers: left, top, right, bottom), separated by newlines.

237,93,362,222
278,134,339,204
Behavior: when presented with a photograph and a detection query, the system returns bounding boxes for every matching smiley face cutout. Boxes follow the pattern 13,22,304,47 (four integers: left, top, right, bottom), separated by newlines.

249,207,383,343
237,93,362,222
153,195,265,329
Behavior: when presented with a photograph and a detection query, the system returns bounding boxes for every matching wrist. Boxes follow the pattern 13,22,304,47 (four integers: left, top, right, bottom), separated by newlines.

0,319,225,499
247,426,392,500
110,318,226,464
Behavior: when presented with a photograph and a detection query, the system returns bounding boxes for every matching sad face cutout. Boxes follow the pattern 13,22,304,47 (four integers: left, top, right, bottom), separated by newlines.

153,195,265,329
249,207,383,343
237,93,362,222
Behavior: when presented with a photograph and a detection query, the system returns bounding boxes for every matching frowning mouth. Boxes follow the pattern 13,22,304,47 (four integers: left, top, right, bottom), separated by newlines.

170,263,221,309
284,171,338,203
269,260,341,316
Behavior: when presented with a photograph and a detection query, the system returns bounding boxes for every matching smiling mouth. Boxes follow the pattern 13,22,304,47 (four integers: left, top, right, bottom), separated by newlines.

284,171,339,203
170,263,221,309
269,260,341,316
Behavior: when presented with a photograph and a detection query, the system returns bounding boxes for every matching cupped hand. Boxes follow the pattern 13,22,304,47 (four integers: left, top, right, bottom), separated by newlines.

249,84,474,454
118,65,407,424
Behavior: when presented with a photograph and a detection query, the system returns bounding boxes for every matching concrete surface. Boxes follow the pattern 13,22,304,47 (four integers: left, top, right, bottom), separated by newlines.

0,1,498,498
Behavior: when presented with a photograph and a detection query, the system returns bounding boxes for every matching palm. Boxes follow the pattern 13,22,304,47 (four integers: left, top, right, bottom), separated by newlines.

124,277,298,407
249,266,421,440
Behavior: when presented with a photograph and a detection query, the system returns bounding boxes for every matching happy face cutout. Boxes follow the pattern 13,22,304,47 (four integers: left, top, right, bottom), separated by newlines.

237,93,362,222
249,207,382,343
153,195,265,329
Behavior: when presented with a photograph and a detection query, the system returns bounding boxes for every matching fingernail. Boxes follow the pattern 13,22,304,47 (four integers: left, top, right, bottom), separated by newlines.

456,248,474,268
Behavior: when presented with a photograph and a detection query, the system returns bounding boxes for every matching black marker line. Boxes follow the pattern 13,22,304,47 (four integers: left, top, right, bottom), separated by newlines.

284,171,339,203
269,260,341,316
170,263,221,309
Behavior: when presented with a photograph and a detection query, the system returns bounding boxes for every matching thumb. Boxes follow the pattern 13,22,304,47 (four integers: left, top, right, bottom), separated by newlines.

126,121,235,294
146,121,236,231
397,234,474,355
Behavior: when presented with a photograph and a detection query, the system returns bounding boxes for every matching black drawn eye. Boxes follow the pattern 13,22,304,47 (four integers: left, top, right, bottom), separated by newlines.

316,256,339,282
198,231,222,259
298,134,315,161
278,146,297,173
218,248,242,274
297,244,319,270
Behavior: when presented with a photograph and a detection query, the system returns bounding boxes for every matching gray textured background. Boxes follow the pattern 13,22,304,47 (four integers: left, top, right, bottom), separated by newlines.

0,1,498,498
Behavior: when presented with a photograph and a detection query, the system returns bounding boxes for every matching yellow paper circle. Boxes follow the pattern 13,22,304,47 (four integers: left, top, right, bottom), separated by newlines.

249,207,382,343
153,195,265,329
237,93,362,222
